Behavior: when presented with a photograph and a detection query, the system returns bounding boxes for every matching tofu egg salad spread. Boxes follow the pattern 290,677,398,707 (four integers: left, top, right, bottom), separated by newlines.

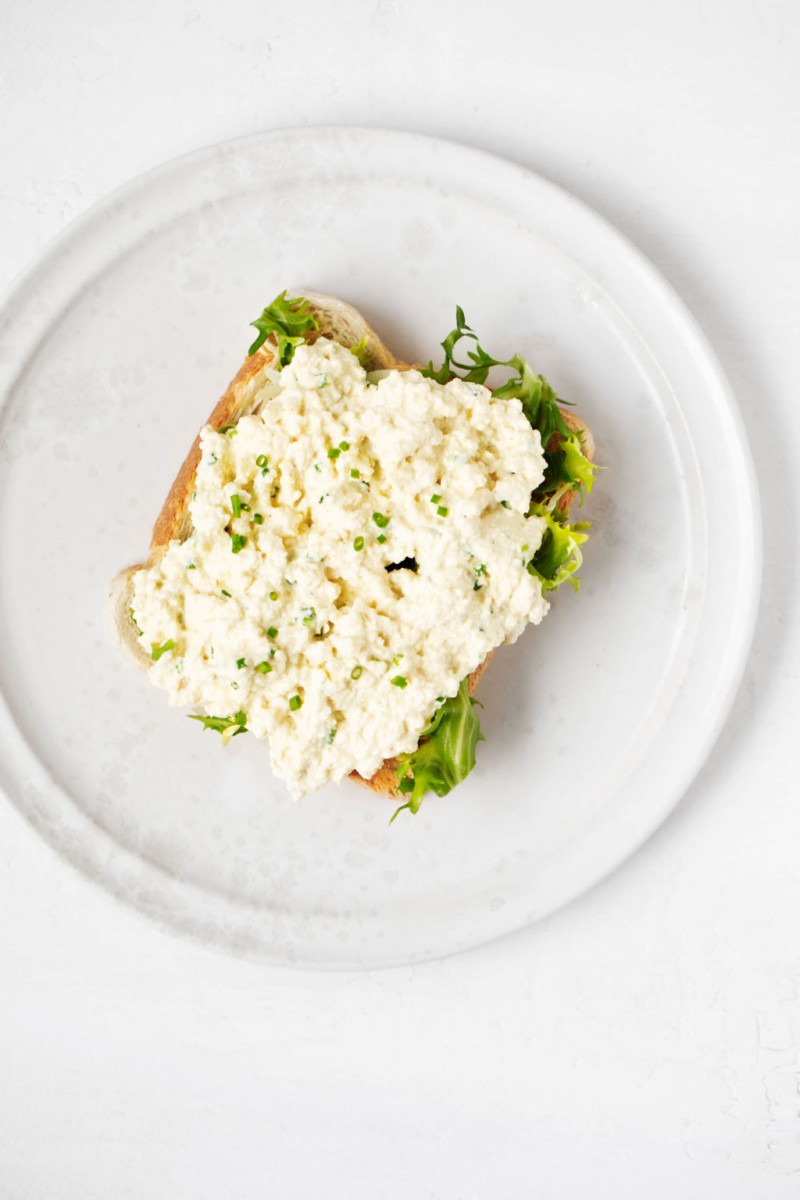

129,294,596,818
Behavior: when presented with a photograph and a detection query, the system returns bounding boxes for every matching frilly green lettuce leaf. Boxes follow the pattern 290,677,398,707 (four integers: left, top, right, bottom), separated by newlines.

391,678,484,821
248,292,318,363
422,307,597,504
527,505,590,592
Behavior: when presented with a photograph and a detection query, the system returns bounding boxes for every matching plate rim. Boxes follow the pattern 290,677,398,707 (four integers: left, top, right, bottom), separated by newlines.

0,125,762,968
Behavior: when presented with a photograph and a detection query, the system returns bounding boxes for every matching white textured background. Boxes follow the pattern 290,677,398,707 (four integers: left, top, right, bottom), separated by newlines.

1,1,799,1196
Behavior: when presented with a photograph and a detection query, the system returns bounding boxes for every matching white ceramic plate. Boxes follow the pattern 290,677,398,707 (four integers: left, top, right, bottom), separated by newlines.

0,128,759,968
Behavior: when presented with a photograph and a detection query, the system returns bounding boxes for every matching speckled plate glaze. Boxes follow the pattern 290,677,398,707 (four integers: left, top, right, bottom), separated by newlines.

0,128,760,968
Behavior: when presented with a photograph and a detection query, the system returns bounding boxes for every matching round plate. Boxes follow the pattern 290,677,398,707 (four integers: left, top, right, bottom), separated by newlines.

0,128,760,967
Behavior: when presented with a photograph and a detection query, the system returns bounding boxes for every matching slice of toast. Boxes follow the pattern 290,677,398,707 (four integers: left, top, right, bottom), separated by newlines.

107,292,594,799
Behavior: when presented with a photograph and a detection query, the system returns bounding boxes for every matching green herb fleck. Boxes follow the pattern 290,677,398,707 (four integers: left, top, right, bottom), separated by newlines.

430,493,441,504
231,534,247,554
267,626,278,639
372,512,389,528
437,505,449,517
236,657,246,669
289,695,302,712
327,447,341,460
349,336,370,367
301,606,316,627
150,639,175,661
390,675,408,689
253,512,263,524
376,533,387,544
129,607,143,636
256,661,272,675
269,591,278,601
221,589,231,598
353,536,365,552
350,468,360,479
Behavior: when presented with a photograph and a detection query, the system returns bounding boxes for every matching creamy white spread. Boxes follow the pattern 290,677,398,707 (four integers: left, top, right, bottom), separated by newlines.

131,339,550,797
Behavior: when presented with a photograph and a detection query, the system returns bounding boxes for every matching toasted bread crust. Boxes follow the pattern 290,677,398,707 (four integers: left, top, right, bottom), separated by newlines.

150,346,278,555
108,293,594,799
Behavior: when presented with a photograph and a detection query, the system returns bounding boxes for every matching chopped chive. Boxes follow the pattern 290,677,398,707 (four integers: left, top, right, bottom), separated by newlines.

256,661,272,675
289,694,302,711
231,494,243,518
221,589,231,597
500,500,511,509
231,533,247,553
339,440,350,451
436,505,449,517
376,533,387,544
256,454,269,470
219,424,237,436
186,562,196,570
351,665,363,680
269,591,278,601
129,607,143,636
301,607,316,627
326,727,337,744
430,493,441,504
231,681,239,690
150,639,175,661
390,675,408,689
521,543,529,552
267,627,278,639
236,657,246,669
372,512,389,528
353,536,365,552
350,468,360,479
327,447,340,459
253,512,263,524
